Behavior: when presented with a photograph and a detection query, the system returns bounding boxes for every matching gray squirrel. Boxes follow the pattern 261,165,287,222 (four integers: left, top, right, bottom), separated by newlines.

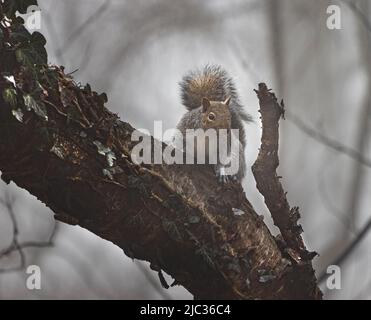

175,65,252,183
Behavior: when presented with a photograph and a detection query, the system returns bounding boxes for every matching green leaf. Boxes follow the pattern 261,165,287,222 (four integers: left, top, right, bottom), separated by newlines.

14,16,25,25
66,105,80,125
15,48,27,64
99,92,108,104
29,33,48,64
31,31,46,47
23,94,48,120
85,83,92,93
15,45,47,67
2,88,18,108
12,26,47,67
0,52,18,73
12,108,24,122
3,0,38,17
10,25,32,44
17,0,38,14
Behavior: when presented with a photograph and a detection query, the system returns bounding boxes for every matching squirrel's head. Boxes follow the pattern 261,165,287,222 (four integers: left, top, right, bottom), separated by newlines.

201,96,231,130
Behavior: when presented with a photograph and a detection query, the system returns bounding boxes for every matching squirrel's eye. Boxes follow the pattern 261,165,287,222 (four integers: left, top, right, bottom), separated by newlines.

208,112,216,121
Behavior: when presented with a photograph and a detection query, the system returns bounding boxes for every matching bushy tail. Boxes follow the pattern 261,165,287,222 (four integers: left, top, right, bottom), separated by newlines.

179,65,236,110
179,64,252,121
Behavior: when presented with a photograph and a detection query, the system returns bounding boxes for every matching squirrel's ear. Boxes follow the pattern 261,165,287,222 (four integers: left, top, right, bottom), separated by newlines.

224,96,231,106
201,97,210,113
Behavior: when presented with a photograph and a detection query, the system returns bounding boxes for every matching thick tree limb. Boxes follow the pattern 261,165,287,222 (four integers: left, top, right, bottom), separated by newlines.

0,77,321,299
0,2,321,299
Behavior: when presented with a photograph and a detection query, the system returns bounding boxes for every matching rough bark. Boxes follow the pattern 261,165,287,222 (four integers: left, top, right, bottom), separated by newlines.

0,1,322,299
252,84,311,258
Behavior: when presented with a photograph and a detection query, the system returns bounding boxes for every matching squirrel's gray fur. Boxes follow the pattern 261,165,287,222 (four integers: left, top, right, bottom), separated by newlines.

176,65,252,183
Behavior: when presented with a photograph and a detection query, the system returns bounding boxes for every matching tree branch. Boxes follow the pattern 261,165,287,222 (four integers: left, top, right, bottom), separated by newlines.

0,191,57,273
318,215,371,283
253,84,313,258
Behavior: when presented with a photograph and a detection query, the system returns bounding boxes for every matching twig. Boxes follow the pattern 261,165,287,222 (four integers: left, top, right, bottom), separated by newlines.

317,157,354,232
286,109,371,169
55,0,111,59
0,193,25,273
318,215,371,283
0,193,58,273
342,0,371,230
341,0,371,34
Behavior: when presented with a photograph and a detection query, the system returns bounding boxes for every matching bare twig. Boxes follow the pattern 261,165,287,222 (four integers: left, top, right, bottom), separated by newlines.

55,0,111,59
286,109,371,168
318,215,371,283
0,193,25,273
341,0,371,34
317,162,352,232
343,0,371,229
0,193,58,273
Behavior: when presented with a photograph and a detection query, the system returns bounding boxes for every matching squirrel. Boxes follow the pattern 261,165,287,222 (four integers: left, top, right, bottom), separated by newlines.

175,65,252,183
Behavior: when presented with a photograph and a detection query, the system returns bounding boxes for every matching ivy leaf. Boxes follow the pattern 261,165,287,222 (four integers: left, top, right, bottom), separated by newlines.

60,86,76,108
31,31,46,47
2,88,18,108
18,0,38,14
14,16,25,25
98,92,108,104
0,31,4,52
15,43,47,66
65,105,80,125
12,26,47,67
11,24,32,44
84,83,92,94
12,109,24,122
0,52,17,73
15,48,28,64
23,94,48,120
3,0,38,17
